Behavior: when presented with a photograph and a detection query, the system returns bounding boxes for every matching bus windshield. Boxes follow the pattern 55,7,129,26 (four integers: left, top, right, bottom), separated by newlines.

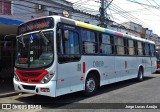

15,30,54,69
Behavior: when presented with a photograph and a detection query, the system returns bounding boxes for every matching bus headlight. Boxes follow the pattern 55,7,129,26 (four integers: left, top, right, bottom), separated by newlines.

14,72,20,81
40,73,54,84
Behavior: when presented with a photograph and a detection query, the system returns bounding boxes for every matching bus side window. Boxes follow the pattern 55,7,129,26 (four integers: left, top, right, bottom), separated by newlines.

99,33,113,55
57,28,63,55
57,28,80,63
137,41,143,56
150,44,155,57
82,29,98,54
128,39,135,55
114,36,125,55
144,43,150,56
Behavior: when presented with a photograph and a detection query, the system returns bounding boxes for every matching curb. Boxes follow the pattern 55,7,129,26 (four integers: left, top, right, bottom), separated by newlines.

0,92,19,98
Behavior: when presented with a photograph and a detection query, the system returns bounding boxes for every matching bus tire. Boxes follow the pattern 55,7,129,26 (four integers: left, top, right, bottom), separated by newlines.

137,68,143,81
83,74,98,96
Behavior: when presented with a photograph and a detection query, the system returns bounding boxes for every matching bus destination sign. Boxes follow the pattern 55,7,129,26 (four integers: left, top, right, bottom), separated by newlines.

17,17,54,35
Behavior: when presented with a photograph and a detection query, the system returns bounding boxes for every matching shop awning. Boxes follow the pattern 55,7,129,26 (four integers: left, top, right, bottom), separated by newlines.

0,17,22,26
0,17,22,35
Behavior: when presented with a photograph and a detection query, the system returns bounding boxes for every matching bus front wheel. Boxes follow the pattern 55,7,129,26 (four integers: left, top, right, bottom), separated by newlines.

83,75,98,96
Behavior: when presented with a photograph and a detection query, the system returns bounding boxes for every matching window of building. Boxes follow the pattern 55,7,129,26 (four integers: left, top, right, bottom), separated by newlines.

82,29,97,54
128,39,135,55
0,0,11,15
99,34,114,54
115,36,125,55
137,41,143,55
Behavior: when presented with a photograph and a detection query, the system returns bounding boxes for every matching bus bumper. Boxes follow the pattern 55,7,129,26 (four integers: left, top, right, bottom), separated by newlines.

13,78,56,97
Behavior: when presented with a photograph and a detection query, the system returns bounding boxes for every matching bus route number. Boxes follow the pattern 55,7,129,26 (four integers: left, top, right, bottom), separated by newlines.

93,61,104,67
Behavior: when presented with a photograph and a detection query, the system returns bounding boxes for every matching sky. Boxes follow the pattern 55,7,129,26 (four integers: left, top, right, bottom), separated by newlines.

66,0,160,36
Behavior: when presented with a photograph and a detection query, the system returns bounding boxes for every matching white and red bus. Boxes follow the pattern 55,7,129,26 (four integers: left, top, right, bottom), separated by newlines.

14,16,156,97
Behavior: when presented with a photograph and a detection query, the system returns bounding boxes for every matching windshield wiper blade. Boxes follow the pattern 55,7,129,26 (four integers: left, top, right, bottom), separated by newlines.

39,31,49,43
20,34,25,47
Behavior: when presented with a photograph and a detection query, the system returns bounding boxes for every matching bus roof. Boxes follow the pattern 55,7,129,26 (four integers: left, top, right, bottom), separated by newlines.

20,15,155,44
59,16,155,44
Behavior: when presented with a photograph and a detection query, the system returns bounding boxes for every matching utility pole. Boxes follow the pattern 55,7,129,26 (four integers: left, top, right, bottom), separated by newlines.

99,0,108,27
99,0,113,27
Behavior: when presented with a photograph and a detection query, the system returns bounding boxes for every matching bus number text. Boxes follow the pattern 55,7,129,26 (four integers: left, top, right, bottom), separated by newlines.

93,61,104,67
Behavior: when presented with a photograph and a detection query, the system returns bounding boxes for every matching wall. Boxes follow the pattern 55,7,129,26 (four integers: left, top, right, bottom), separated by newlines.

0,0,73,22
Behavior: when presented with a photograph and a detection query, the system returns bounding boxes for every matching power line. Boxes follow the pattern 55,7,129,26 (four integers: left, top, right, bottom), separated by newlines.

111,7,150,14
110,3,146,26
152,0,160,7
146,0,160,12
128,0,160,17
73,0,92,7
73,2,100,14
71,0,84,4
126,0,160,9
74,5,99,13
108,7,114,21
73,0,87,5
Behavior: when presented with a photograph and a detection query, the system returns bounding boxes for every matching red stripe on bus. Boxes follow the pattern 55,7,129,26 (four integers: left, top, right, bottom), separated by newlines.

61,79,64,82
115,32,123,37
83,62,86,73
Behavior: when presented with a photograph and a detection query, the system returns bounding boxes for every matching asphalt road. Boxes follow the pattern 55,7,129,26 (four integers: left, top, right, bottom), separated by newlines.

1,73,160,112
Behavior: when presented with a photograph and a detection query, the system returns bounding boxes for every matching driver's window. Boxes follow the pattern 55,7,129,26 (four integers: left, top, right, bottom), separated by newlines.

57,28,80,63
57,29,80,55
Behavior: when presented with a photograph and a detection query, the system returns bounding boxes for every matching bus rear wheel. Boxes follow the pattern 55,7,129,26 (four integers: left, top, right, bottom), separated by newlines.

137,68,144,81
83,75,98,96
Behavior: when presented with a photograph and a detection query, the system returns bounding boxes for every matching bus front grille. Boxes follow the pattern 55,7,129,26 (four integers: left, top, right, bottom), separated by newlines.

22,85,36,90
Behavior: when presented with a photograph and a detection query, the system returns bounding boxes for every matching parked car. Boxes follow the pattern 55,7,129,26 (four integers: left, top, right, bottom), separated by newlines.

156,60,160,72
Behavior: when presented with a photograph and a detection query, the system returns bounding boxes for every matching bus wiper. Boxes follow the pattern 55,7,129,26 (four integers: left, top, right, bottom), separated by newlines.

39,31,49,43
19,34,25,47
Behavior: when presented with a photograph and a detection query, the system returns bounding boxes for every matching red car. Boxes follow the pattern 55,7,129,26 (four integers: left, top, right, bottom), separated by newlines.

157,60,160,72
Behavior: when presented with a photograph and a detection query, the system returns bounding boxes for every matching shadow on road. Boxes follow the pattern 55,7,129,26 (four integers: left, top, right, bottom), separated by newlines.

16,76,155,109
153,71,160,74
0,77,14,94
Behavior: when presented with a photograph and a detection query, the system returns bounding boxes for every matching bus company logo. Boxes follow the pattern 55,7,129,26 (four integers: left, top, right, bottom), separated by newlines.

2,104,11,109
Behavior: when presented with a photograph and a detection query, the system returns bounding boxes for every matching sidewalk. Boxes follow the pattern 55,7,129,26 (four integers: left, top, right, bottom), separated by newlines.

0,77,18,98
